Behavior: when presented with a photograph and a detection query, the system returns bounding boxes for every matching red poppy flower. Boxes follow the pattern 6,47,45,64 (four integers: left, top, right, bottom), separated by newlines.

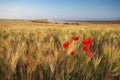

69,51,75,56
63,41,69,49
104,78,112,80
86,52,93,57
82,44,90,51
72,36,79,41
82,38,91,45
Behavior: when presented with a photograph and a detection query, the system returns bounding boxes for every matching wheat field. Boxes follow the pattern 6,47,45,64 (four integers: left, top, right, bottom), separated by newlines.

0,20,120,80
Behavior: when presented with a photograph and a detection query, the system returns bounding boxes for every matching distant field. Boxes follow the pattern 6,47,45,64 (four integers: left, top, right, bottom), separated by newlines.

0,20,120,31
0,20,120,80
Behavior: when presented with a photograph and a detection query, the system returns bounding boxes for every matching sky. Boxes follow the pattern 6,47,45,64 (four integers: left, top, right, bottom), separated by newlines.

0,0,120,20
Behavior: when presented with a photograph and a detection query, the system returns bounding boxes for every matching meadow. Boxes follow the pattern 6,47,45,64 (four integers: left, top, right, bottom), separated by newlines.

0,20,120,80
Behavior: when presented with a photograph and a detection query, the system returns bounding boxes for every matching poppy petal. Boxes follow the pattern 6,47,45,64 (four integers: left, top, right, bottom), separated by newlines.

72,36,79,41
63,41,69,49
69,51,75,56
82,44,90,51
86,52,93,57
82,38,91,45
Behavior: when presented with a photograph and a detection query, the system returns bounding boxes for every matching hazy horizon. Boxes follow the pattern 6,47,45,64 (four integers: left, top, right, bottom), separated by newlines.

0,0,120,20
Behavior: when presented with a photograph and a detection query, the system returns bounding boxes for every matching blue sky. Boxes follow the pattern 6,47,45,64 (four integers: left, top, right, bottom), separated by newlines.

0,0,120,20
